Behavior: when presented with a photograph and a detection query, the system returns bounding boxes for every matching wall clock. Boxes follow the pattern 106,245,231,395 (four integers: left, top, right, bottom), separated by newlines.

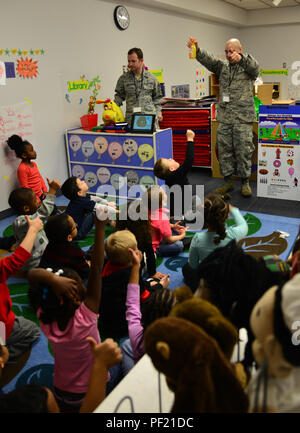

114,5,130,30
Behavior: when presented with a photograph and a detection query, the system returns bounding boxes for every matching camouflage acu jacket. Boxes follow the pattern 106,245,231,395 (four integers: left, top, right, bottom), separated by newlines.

196,48,259,124
114,69,162,125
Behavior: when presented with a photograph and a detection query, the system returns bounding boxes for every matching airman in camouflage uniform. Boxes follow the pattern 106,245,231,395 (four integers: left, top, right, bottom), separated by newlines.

188,38,259,196
114,47,162,128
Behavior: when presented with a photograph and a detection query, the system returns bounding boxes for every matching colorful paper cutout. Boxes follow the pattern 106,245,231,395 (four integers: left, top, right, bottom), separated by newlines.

94,137,108,159
5,62,15,78
123,138,138,162
69,135,82,157
81,140,94,161
72,165,85,179
84,171,98,188
138,143,154,166
108,141,123,164
125,170,139,188
110,173,125,191
97,167,111,184
16,57,38,79
0,62,6,85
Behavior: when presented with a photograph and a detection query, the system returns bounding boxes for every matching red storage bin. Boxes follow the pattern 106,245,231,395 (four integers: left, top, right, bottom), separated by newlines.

80,114,98,131
160,107,211,167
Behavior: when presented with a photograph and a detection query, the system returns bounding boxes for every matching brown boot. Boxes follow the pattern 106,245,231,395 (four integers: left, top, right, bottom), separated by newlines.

241,179,252,197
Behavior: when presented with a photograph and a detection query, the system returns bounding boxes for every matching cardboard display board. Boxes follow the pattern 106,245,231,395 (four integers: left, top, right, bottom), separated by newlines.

257,105,300,201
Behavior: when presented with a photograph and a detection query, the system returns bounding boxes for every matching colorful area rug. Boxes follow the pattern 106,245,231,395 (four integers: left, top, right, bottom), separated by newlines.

1,210,299,394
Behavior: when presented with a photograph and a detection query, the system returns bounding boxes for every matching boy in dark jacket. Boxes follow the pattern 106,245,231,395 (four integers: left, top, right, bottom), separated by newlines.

154,129,195,221
100,230,164,339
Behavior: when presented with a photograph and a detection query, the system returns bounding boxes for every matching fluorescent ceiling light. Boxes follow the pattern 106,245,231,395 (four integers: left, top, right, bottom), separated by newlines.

272,0,282,6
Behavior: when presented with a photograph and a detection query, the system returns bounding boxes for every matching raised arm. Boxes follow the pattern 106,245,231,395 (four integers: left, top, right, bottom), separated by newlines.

126,248,145,362
226,205,248,241
187,38,224,76
27,268,79,305
84,212,108,313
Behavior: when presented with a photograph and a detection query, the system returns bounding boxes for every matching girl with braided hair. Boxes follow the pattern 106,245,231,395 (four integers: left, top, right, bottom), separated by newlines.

182,192,248,291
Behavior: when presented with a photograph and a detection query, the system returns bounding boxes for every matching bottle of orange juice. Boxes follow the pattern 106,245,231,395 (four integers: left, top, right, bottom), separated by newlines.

189,37,197,59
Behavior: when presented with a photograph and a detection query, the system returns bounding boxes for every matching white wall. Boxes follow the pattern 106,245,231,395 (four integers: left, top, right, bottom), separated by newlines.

0,0,237,212
240,23,300,100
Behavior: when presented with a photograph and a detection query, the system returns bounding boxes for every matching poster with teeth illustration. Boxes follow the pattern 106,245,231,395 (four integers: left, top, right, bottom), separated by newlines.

258,105,300,201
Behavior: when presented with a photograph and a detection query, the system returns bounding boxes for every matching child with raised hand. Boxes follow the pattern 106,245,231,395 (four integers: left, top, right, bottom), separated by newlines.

154,129,195,221
7,134,48,202
182,192,248,290
39,213,90,281
123,247,172,368
1,216,43,361
61,176,117,240
8,178,61,273
115,200,166,279
27,210,118,413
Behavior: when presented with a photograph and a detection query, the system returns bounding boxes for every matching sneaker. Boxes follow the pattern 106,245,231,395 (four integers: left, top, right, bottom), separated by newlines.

215,179,234,195
241,180,252,197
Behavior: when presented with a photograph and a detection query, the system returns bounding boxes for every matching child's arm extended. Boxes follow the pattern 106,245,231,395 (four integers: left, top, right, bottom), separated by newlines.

27,268,79,305
126,249,144,361
164,222,187,244
80,337,122,413
179,129,195,173
226,205,248,241
0,217,43,280
35,178,61,219
84,211,108,314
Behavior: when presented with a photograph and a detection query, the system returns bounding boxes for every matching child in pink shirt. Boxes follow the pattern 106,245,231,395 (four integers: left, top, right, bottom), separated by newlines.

27,210,119,412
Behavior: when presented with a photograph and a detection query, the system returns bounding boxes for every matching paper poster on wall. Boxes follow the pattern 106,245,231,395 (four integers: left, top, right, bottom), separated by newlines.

195,68,209,98
148,69,163,83
0,62,6,85
171,84,190,98
16,57,39,79
5,62,15,78
0,101,34,162
257,105,300,201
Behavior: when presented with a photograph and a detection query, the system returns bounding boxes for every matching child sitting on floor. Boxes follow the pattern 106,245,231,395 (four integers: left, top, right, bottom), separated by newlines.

61,176,117,240
8,178,61,273
39,213,90,281
182,192,248,291
100,229,164,340
122,247,173,371
0,216,43,361
144,185,190,257
115,199,166,279
7,134,48,203
154,129,195,221
27,211,120,413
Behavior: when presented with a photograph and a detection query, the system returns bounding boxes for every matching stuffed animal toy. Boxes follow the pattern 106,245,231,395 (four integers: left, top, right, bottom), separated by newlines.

247,273,300,412
170,286,248,388
144,316,249,413
96,99,125,125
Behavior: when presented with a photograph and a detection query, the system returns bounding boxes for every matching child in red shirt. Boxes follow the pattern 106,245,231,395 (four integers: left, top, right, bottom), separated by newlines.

0,216,43,360
7,135,47,202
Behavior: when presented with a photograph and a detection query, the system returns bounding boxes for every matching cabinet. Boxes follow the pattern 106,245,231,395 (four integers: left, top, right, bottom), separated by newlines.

65,128,172,201
159,107,212,167
209,73,281,103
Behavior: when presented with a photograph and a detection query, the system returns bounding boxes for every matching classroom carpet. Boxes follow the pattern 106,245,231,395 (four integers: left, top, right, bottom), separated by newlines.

1,202,299,394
